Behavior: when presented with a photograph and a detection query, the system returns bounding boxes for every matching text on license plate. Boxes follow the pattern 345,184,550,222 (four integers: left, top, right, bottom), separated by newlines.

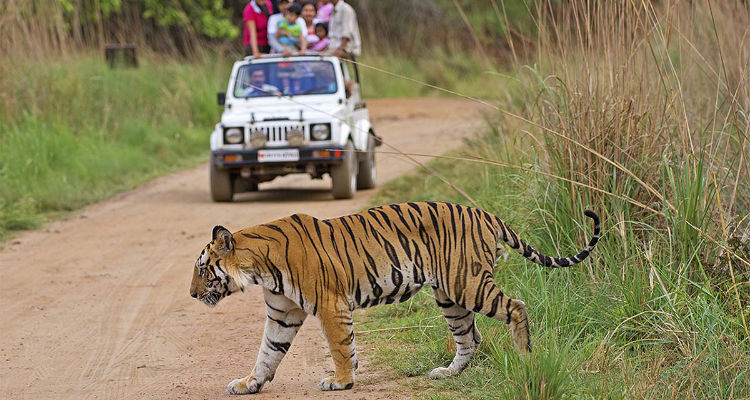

257,149,300,162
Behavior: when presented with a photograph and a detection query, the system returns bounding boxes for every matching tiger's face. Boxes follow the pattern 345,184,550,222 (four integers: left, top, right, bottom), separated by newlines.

190,226,240,307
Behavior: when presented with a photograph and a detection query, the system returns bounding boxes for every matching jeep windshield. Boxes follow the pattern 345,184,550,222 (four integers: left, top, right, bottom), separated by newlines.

233,60,338,98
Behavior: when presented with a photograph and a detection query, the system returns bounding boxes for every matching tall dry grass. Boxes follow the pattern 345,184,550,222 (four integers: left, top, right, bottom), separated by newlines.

528,0,749,215
514,0,750,292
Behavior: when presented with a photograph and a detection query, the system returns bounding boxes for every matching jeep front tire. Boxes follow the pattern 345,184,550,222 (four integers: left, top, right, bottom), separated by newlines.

210,161,233,202
331,141,357,199
356,134,377,190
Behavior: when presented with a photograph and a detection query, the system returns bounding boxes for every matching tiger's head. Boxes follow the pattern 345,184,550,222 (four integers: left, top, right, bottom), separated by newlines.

190,225,242,307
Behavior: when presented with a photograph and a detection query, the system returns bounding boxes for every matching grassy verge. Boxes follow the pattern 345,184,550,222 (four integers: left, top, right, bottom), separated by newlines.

0,53,230,238
360,151,749,399
356,2,749,399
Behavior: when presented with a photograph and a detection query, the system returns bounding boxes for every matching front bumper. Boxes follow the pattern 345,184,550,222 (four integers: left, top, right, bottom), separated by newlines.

212,145,345,169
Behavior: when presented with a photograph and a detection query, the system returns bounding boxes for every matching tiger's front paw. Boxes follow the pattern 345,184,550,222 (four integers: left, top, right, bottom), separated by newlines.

318,376,354,391
226,376,262,395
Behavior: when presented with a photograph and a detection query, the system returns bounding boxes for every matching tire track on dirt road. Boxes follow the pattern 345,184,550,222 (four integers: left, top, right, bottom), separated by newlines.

0,99,481,400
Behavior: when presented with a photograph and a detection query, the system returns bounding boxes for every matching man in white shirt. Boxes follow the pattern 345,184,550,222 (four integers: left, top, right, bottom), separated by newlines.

268,0,306,53
327,0,361,58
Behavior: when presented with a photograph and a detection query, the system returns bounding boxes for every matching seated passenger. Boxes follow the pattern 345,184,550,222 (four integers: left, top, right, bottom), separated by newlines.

276,4,307,53
310,22,329,52
241,68,279,97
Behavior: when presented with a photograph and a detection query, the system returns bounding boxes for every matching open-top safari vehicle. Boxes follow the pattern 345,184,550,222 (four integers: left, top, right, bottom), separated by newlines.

210,54,379,201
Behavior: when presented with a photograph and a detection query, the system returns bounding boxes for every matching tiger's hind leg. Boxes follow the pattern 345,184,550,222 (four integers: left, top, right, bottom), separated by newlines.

429,288,482,379
469,279,531,354
501,298,531,354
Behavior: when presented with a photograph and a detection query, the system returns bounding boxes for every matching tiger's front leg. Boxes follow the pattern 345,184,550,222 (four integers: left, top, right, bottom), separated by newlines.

226,289,307,395
317,305,356,391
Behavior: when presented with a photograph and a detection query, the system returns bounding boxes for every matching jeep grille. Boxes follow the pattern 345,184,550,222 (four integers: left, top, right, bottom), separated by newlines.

253,124,306,144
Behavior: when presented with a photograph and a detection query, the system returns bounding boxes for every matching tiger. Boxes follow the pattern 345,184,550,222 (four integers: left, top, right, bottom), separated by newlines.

189,201,600,395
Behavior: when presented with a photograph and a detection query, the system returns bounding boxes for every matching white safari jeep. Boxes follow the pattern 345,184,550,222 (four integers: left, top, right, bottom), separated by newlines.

210,54,379,201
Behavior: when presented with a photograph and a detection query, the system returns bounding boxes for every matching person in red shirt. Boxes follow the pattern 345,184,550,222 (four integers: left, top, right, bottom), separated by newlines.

244,0,274,57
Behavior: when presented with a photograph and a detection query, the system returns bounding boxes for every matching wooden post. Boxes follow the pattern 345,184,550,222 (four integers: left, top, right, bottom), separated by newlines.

104,43,138,68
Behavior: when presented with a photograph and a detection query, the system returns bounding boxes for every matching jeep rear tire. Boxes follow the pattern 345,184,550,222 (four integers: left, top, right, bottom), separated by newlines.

210,161,233,202
331,141,357,199
356,134,377,190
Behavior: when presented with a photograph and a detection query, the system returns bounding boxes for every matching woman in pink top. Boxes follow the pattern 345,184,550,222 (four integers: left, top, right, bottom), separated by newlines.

316,0,333,23
243,0,273,57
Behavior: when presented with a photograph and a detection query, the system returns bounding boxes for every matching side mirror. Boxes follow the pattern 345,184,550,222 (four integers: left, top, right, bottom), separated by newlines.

217,92,226,106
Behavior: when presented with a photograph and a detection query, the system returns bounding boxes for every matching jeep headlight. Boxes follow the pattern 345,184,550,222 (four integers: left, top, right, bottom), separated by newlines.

224,127,244,144
311,124,331,141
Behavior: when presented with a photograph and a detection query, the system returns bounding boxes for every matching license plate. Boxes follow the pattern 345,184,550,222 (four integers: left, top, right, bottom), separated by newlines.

257,149,299,162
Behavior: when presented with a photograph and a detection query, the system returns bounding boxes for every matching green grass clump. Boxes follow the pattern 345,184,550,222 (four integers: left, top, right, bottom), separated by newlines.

0,53,230,238
357,2,749,399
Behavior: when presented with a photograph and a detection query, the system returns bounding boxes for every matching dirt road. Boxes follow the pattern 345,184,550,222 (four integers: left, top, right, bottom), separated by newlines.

0,99,481,400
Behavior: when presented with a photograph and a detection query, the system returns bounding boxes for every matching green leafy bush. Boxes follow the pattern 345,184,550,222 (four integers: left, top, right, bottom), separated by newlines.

0,54,230,237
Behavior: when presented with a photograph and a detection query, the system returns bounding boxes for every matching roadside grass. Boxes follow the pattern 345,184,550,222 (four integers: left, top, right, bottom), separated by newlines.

356,2,749,399
0,53,230,238
358,141,750,400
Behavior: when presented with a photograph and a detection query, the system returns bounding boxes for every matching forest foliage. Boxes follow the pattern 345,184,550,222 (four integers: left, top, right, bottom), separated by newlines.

1,0,537,57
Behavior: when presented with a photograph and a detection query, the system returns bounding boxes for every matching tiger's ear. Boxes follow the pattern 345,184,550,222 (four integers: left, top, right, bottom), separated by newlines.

212,225,235,255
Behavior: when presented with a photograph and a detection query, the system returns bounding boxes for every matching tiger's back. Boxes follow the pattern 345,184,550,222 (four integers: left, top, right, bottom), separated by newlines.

319,202,504,311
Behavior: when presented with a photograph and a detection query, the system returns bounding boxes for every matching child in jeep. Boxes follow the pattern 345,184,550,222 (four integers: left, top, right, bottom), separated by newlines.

310,22,329,52
276,3,307,53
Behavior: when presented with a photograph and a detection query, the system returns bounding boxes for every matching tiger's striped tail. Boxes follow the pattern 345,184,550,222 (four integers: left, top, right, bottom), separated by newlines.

496,210,600,268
